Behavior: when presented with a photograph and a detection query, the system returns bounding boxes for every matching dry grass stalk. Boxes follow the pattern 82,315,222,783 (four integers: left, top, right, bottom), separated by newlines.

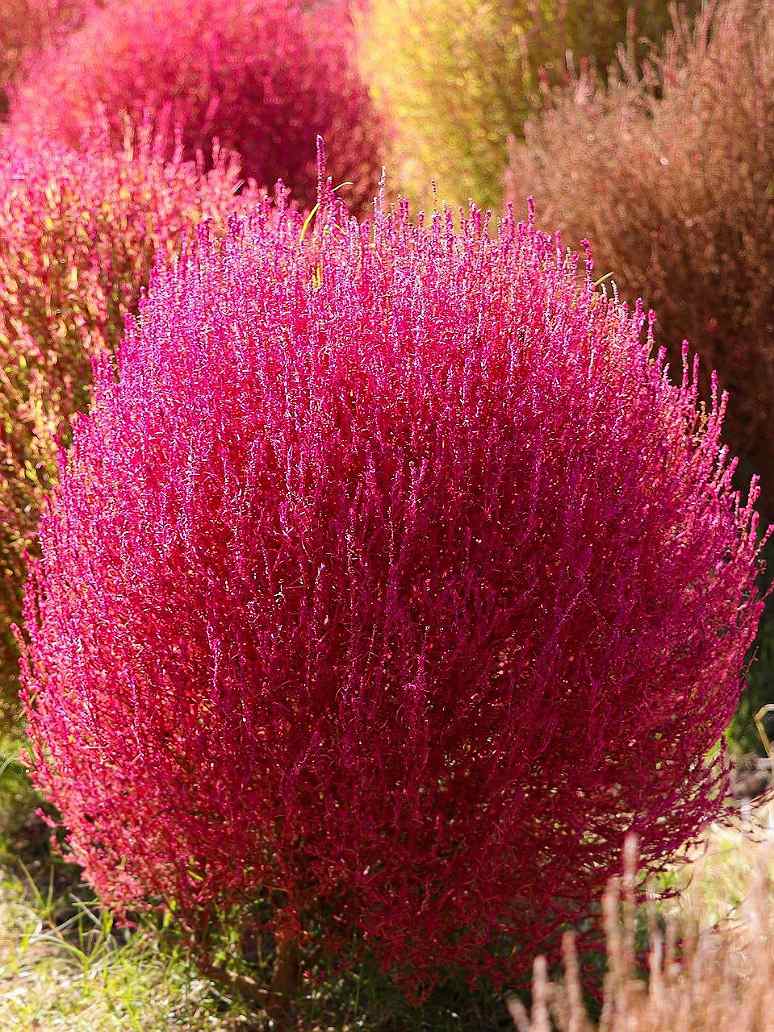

508,836,774,1030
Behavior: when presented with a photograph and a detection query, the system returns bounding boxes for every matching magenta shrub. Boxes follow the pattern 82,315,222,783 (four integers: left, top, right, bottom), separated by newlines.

21,175,765,993
9,0,385,213
0,123,253,726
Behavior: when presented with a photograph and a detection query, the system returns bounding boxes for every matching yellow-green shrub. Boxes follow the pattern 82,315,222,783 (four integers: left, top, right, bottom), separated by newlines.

358,0,697,210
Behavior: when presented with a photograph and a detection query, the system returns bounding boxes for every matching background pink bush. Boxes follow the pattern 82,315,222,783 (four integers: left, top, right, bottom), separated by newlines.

9,0,386,213
0,0,94,117
21,181,764,994
0,124,252,727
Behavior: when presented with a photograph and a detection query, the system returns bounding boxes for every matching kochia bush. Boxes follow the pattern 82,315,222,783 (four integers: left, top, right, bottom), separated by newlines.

10,0,385,213
0,127,251,727
21,175,764,993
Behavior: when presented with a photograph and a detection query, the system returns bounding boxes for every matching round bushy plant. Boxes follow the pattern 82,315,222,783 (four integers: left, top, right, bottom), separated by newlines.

21,173,764,994
9,0,385,213
0,126,252,728
358,0,698,210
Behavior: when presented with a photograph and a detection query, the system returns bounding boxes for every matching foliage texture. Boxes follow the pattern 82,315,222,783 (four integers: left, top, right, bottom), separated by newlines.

21,173,764,994
358,0,698,210
0,127,250,727
506,0,774,515
9,0,385,213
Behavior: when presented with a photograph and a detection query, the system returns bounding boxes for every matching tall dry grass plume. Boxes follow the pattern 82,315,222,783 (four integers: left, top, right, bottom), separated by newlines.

509,835,774,1030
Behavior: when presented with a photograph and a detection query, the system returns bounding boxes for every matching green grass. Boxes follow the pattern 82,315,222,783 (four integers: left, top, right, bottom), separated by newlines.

0,852,520,1030
0,740,250,1029
0,872,251,1031
0,855,518,1030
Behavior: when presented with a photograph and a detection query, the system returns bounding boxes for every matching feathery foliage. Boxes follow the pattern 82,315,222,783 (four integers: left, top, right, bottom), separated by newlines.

507,0,774,514
10,0,385,212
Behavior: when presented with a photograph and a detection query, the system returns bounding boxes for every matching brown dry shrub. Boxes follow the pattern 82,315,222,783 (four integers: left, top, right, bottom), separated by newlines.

507,0,774,514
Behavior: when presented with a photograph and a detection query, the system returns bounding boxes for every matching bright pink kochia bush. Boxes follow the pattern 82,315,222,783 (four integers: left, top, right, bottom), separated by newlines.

9,0,385,214
21,181,765,993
